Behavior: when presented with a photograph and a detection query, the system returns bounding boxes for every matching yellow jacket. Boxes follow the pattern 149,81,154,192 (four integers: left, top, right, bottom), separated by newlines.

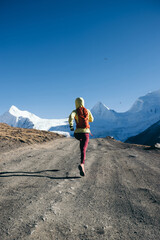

68,97,94,133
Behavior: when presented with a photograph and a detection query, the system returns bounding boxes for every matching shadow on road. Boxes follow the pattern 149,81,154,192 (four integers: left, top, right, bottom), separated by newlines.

0,170,81,180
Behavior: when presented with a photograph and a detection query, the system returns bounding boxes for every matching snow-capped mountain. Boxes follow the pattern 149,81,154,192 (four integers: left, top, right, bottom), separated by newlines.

0,90,160,141
128,90,160,113
0,105,69,137
90,90,160,140
91,102,117,120
0,105,39,129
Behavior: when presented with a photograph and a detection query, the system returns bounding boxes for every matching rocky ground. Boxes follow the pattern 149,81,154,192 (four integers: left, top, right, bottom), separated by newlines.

0,125,160,240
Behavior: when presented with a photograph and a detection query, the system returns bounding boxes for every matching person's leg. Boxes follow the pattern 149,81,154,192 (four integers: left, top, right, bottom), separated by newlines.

80,133,89,164
74,133,89,176
74,133,83,162
74,133,82,141
78,133,89,176
80,139,83,161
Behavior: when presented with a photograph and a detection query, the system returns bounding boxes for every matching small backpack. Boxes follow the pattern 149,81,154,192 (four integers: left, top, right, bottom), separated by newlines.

76,107,90,129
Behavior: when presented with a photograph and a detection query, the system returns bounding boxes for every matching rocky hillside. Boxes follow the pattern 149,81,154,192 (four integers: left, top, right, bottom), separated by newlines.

125,120,160,146
0,123,64,152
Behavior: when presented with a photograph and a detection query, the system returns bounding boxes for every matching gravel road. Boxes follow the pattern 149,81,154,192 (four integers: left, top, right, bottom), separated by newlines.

0,137,160,240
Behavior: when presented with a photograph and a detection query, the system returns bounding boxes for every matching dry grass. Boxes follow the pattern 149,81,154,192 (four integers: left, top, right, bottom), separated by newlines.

0,123,64,152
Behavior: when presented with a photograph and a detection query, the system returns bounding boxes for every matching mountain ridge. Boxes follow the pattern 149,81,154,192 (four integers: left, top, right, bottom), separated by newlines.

0,89,160,141
125,119,160,146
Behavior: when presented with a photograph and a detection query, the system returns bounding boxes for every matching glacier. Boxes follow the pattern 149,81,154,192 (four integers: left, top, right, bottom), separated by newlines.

91,90,160,140
0,105,70,137
0,89,160,141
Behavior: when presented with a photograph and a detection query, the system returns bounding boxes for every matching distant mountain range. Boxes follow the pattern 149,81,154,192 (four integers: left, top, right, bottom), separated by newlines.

0,89,160,142
91,90,160,141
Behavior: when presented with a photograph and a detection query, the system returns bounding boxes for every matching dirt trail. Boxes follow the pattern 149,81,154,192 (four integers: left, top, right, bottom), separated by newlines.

0,137,160,240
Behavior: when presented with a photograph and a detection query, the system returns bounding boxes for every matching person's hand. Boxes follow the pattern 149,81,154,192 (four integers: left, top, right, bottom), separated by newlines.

70,126,74,131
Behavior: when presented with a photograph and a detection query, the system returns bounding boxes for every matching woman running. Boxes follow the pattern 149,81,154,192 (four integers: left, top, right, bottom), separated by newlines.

69,97,94,176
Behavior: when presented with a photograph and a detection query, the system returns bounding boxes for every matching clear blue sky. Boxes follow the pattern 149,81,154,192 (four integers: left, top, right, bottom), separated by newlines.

0,0,160,118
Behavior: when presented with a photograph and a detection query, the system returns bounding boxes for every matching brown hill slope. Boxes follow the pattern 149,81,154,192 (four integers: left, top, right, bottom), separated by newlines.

0,137,159,240
0,123,64,152
125,120,160,146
